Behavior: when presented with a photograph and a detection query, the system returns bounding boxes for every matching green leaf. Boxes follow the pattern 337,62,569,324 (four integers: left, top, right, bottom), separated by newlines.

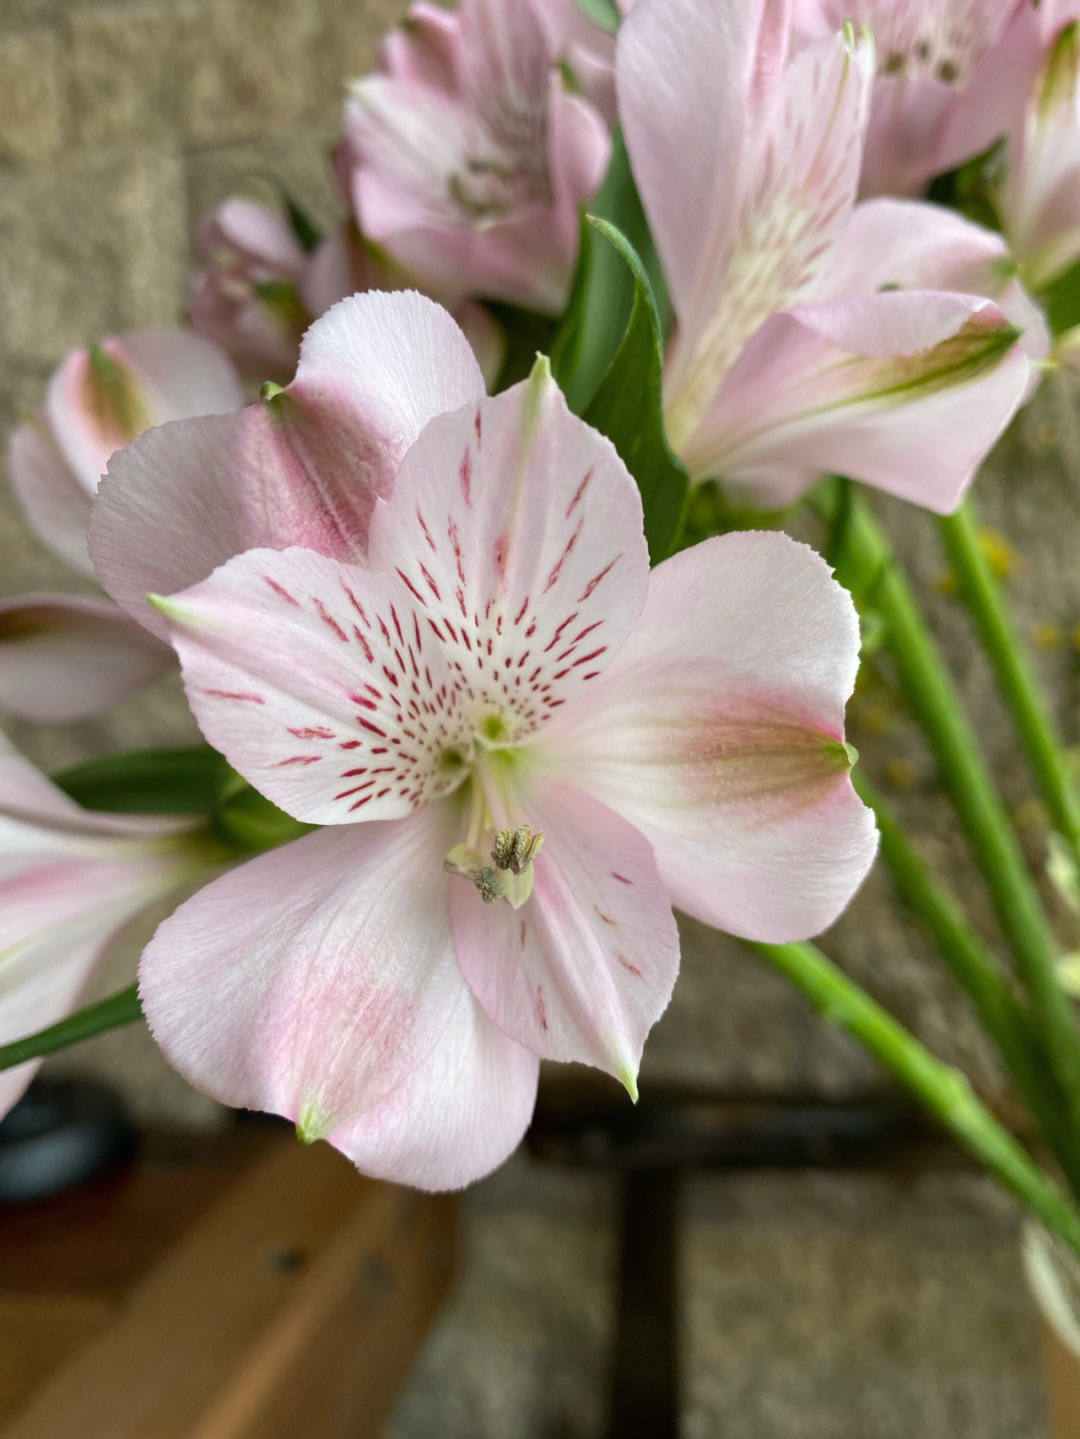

247,170,322,253
579,218,690,564
252,278,306,327
818,474,892,606
213,783,316,853
484,303,558,393
0,986,142,1074
926,138,1005,233
550,131,670,414
281,194,322,254
53,745,229,814
1042,256,1080,338
572,0,621,33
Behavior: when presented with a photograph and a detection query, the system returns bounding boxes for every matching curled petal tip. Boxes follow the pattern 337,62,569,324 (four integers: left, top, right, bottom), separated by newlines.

528,351,554,386
296,1102,330,1144
823,737,859,771
147,591,178,618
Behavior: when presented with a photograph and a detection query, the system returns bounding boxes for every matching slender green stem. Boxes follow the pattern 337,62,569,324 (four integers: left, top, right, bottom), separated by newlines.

937,498,1080,868
857,772,1080,1194
847,496,1080,1139
0,986,142,1074
749,939,1080,1261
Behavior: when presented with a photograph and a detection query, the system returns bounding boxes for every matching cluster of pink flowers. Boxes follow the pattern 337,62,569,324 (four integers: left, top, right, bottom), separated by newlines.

3,0,1077,1187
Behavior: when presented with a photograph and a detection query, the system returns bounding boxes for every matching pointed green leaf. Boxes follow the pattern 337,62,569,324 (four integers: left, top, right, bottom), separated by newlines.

1042,256,1080,338
578,218,689,564
550,131,670,414
247,170,323,252
53,745,229,815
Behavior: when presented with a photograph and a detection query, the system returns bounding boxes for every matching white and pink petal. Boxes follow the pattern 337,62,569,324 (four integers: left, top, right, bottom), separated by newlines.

538,532,878,941
138,812,538,1189
0,737,212,1118
0,595,174,722
155,546,467,825
617,0,780,326
91,292,487,637
369,362,650,742
7,417,95,576
450,778,678,1089
695,290,1029,509
45,331,242,500
659,22,875,452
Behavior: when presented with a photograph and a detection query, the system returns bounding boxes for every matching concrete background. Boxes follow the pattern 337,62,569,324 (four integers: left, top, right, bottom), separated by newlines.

3,1,1078,1432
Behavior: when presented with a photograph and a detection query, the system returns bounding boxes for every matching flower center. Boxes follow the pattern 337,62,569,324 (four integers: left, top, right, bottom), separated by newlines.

441,737,545,907
444,823,545,909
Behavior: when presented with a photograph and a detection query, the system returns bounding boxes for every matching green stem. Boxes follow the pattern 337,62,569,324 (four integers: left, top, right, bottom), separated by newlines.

937,497,1080,867
0,986,142,1073
749,939,1080,1261
857,772,1080,1195
847,496,1080,1139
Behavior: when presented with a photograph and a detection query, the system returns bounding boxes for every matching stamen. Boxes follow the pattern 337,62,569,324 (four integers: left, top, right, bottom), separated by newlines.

444,821,544,910
492,824,545,875
474,867,506,904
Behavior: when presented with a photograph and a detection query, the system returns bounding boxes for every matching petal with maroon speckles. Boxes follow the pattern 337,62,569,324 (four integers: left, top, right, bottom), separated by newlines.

538,531,878,941
154,546,469,825
368,360,649,742
91,291,486,639
450,778,678,1090
139,812,539,1190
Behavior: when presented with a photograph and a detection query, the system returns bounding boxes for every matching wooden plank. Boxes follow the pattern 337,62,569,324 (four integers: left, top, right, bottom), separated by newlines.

0,1295,114,1424
4,1137,456,1439
1046,1325,1080,1439
0,1127,274,1301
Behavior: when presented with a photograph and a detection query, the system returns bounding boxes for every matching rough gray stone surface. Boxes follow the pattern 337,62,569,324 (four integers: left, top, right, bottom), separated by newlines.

386,1156,1050,1438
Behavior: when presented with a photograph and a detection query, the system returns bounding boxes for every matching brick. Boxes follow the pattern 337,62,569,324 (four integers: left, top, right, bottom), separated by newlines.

680,1172,1046,1439
179,0,322,142
0,25,65,163
64,4,184,148
0,146,186,367
387,1156,615,1439
184,130,345,247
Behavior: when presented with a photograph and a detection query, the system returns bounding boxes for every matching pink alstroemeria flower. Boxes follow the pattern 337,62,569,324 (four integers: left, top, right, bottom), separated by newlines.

994,16,1080,292
339,0,612,314
302,220,508,387
0,735,217,1118
2,330,242,721
812,0,1025,197
618,0,1037,513
190,198,311,385
93,293,877,1190
192,197,508,388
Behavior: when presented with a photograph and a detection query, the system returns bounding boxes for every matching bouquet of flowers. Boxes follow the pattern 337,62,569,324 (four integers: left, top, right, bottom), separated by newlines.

4,0,1080,1316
